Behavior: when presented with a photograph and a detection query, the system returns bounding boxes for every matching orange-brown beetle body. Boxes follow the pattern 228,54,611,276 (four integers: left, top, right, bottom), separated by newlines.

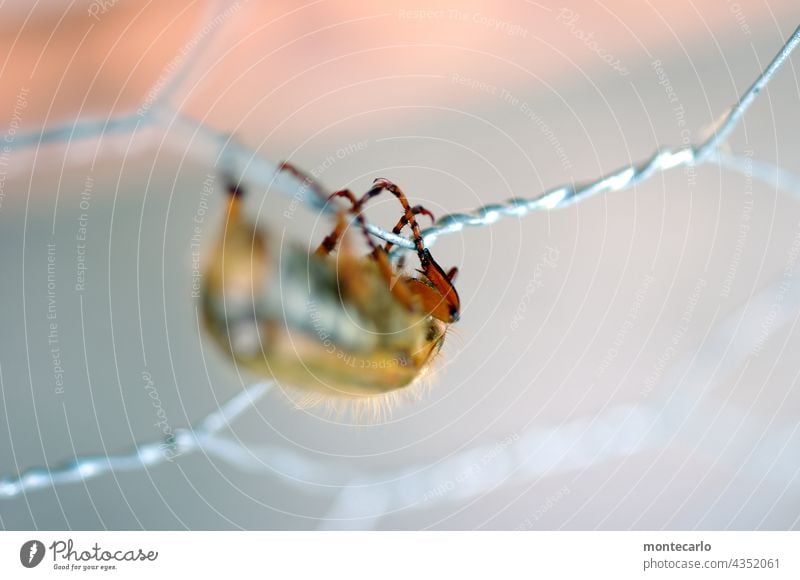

201,168,460,401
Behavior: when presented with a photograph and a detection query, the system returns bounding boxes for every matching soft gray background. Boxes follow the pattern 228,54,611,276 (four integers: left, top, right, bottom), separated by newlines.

0,0,799,529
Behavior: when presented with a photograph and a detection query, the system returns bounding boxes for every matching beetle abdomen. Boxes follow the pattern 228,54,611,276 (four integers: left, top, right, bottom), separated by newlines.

203,238,445,397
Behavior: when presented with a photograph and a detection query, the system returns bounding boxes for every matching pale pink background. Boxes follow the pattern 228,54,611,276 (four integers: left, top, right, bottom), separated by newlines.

1,1,799,530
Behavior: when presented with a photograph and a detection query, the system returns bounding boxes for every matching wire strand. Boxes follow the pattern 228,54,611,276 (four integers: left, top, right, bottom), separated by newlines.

0,382,271,499
411,25,800,251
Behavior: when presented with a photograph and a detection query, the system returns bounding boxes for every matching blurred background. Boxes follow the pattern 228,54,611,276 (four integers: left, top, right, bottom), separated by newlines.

0,0,799,530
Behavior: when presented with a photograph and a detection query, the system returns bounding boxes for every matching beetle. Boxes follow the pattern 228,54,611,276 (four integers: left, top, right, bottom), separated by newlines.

201,163,460,403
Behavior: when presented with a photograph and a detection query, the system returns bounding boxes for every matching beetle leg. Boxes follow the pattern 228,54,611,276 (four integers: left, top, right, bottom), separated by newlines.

310,188,417,310
358,178,460,323
314,190,356,256
314,189,383,257
279,163,386,257
278,161,329,204
314,210,349,256
278,165,453,318
382,205,435,253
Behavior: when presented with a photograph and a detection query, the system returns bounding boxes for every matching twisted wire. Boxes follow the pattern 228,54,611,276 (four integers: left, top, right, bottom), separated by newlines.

415,147,695,249
0,382,271,499
410,25,800,250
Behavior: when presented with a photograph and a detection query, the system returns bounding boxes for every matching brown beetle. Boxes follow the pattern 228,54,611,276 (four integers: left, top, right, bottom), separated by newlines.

202,163,460,404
